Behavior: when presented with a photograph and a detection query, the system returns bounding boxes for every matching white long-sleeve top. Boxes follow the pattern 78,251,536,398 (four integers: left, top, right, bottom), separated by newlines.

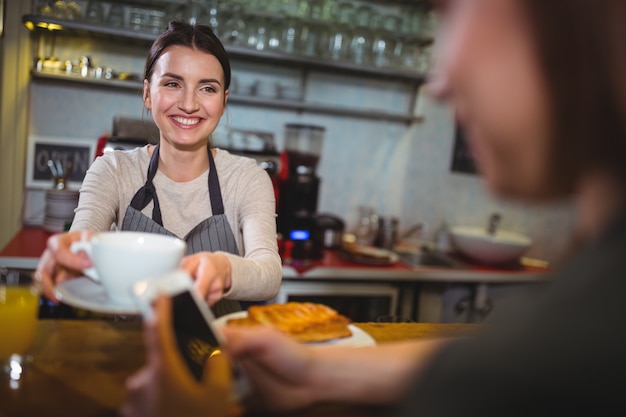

71,146,282,301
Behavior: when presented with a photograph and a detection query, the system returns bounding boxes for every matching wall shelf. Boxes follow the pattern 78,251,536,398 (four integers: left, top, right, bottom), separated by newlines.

25,0,432,124
23,14,429,83
30,70,423,124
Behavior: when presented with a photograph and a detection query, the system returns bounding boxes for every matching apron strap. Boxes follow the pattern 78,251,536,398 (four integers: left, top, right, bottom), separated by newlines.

208,149,225,215
129,144,163,226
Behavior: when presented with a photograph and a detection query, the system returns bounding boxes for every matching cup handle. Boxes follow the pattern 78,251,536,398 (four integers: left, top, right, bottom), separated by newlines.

69,241,100,283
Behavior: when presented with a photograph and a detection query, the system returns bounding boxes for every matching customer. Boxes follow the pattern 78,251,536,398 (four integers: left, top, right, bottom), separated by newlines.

122,0,626,415
35,21,282,316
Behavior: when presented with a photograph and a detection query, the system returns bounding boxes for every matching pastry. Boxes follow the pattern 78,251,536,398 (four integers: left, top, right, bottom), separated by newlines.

226,302,352,343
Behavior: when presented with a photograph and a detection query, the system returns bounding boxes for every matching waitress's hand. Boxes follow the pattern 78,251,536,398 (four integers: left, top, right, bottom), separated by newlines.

121,295,234,417
35,230,95,302
180,252,232,306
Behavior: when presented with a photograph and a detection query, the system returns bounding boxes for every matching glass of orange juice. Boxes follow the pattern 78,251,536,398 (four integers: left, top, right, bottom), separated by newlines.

0,268,40,380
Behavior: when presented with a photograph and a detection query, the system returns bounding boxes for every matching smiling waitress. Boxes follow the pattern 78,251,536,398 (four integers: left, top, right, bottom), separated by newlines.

35,21,282,316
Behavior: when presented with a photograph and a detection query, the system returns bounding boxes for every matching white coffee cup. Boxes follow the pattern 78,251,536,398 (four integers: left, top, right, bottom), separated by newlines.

69,231,187,305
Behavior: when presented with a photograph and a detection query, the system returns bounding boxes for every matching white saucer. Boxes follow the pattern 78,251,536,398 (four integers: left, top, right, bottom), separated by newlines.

55,277,140,315
214,311,377,347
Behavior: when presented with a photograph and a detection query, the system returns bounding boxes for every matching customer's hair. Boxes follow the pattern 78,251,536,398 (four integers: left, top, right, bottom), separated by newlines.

143,20,231,91
523,0,626,195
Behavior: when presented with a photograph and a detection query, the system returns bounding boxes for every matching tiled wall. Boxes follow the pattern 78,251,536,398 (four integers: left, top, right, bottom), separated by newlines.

25,40,577,264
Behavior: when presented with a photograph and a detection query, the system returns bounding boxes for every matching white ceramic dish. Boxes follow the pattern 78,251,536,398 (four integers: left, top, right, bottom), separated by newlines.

214,311,376,347
55,277,140,315
450,226,532,265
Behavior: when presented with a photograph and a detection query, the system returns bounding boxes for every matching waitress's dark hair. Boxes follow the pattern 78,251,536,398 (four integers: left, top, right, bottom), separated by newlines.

522,0,626,196
143,20,231,90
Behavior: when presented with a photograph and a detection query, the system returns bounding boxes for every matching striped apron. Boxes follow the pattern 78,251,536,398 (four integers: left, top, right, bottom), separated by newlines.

121,144,241,317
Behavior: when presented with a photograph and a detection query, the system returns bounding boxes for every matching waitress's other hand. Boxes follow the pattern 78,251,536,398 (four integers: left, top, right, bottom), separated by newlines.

180,252,232,306
35,230,95,302
121,295,234,417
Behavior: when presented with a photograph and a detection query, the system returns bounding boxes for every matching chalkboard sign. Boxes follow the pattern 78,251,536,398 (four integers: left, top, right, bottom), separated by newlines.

450,125,478,174
26,136,96,190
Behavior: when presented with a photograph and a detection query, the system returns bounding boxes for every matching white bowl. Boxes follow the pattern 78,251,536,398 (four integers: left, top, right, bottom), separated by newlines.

449,226,532,265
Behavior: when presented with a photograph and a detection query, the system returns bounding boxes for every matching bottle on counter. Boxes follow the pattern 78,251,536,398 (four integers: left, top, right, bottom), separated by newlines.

373,216,399,251
435,221,453,253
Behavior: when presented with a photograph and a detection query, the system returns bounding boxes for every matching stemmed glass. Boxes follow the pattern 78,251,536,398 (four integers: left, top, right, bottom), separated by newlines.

0,268,40,383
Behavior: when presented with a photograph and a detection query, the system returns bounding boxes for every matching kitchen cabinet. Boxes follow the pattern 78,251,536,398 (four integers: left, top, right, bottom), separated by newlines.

418,280,550,323
23,0,433,123
271,280,408,323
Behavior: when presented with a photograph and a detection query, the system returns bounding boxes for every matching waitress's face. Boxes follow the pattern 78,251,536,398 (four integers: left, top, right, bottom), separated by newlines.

433,0,553,200
143,45,228,150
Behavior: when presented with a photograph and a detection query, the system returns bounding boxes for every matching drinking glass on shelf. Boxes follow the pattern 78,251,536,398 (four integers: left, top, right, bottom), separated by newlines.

416,45,434,75
0,268,40,383
309,0,336,22
349,29,373,66
371,14,400,68
246,14,268,51
266,16,283,51
354,3,374,28
398,38,423,72
420,10,438,39
280,17,300,54
294,0,312,19
222,6,247,45
336,1,354,24
326,1,352,61
84,0,104,24
400,6,423,37
298,20,327,57
348,4,375,66
107,3,126,27
327,23,352,61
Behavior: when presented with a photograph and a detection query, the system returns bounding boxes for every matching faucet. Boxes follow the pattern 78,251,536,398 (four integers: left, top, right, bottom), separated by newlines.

400,222,428,240
487,213,501,235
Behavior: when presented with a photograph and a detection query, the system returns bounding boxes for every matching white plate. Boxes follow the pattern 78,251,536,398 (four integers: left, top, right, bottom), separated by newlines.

214,311,376,347
55,277,140,315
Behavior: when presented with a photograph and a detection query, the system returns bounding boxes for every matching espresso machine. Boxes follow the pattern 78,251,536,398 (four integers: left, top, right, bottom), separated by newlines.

277,124,325,260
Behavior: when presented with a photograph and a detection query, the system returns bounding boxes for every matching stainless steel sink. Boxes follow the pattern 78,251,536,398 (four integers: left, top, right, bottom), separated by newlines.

396,249,466,269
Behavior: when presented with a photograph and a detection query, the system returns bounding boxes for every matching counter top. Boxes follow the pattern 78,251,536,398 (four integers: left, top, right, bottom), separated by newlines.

282,248,549,283
0,226,51,270
0,319,480,417
0,227,550,283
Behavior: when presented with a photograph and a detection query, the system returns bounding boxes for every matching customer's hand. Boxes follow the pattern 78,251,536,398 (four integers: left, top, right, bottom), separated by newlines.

35,230,95,302
121,295,234,417
224,325,317,412
180,252,232,306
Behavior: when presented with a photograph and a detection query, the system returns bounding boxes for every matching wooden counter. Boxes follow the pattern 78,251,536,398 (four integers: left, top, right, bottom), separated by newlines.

0,319,479,417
